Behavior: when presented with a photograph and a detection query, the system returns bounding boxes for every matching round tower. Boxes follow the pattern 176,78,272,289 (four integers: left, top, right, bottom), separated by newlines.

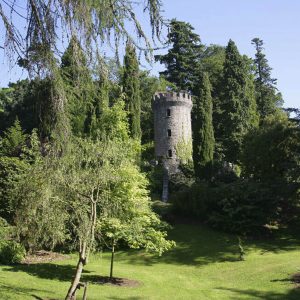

152,91,193,174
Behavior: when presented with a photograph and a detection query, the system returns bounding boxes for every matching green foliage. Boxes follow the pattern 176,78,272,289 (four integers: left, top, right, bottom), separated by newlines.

123,42,141,140
215,40,258,163
201,45,226,96
96,161,174,255
192,72,215,180
238,236,245,261
0,121,31,221
0,218,26,264
0,80,48,134
0,119,27,156
207,181,279,234
251,38,283,118
89,97,129,141
175,138,193,164
139,73,159,144
155,19,204,91
171,178,294,235
0,87,14,114
241,113,300,184
61,37,95,136
0,240,26,264
13,161,68,251
171,182,210,218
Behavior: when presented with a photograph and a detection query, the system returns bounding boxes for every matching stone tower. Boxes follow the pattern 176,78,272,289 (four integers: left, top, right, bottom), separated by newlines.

152,91,193,200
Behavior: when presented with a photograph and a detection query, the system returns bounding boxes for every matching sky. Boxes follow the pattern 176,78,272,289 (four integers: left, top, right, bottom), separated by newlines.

150,0,300,109
0,0,299,108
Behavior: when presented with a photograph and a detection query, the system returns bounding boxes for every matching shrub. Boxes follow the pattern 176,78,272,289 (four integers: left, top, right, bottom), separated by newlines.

207,181,279,234
0,217,25,264
0,240,26,264
171,182,210,219
170,180,287,235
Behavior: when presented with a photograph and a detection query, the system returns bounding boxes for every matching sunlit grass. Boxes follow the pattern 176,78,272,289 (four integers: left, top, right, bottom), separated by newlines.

1,224,300,299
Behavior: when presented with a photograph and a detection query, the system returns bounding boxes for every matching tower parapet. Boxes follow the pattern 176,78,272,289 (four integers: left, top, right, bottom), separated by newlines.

152,91,193,174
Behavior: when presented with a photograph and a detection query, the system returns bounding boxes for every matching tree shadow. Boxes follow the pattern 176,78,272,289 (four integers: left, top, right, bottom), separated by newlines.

216,287,300,300
246,226,300,254
0,283,50,299
2,263,91,282
112,223,300,267
110,224,240,267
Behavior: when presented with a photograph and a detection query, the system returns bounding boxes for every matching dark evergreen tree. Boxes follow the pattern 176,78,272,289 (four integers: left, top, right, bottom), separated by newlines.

155,19,204,92
251,38,283,118
192,72,215,180
61,37,94,136
123,42,141,140
216,40,258,163
85,64,111,138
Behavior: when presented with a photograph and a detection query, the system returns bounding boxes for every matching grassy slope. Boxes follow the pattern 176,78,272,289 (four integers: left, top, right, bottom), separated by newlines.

1,224,300,300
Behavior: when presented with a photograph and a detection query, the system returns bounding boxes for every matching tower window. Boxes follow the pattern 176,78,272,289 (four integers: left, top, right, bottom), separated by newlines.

166,109,171,117
168,149,173,158
167,129,172,137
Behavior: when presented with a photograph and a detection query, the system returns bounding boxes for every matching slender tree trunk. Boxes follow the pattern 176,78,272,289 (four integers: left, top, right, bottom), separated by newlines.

65,243,87,300
65,200,97,300
110,239,115,280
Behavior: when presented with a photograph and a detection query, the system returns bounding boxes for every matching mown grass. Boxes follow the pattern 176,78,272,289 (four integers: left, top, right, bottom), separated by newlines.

1,223,300,300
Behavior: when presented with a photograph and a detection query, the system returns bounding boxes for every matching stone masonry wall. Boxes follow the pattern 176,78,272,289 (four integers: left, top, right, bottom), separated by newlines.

152,91,193,173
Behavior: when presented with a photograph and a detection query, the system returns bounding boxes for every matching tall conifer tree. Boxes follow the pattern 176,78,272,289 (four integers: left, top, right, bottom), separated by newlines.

251,38,283,118
61,37,94,136
192,72,215,180
216,40,258,163
123,42,141,140
155,19,204,92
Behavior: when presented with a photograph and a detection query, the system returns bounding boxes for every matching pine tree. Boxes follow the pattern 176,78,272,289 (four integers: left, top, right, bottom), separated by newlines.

216,40,258,163
251,38,283,118
123,42,141,140
155,19,204,92
192,72,215,180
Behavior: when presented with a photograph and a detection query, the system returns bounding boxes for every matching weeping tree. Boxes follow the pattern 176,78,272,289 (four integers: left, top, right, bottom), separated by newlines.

1,1,165,299
0,0,164,148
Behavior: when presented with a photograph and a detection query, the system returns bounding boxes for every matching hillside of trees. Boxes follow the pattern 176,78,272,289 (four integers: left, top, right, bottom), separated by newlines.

0,2,300,299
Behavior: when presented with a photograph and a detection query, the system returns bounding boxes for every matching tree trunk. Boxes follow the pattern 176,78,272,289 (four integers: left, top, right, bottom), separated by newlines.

109,239,115,280
65,244,87,300
65,200,97,300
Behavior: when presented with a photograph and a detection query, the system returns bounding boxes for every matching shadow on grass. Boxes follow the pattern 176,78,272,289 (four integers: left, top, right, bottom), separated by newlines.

112,224,300,267
217,287,300,300
0,283,50,298
3,224,300,283
2,263,91,282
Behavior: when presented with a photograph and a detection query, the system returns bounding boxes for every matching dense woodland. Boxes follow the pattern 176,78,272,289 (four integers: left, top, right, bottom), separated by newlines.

0,1,300,299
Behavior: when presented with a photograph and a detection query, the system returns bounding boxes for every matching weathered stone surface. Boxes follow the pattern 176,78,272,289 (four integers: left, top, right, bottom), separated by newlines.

152,91,193,174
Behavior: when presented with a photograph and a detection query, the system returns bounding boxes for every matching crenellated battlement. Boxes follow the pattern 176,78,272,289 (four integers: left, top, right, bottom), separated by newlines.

153,91,193,105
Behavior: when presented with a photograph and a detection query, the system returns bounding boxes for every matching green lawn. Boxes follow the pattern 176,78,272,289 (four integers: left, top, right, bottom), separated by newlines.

1,223,300,300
